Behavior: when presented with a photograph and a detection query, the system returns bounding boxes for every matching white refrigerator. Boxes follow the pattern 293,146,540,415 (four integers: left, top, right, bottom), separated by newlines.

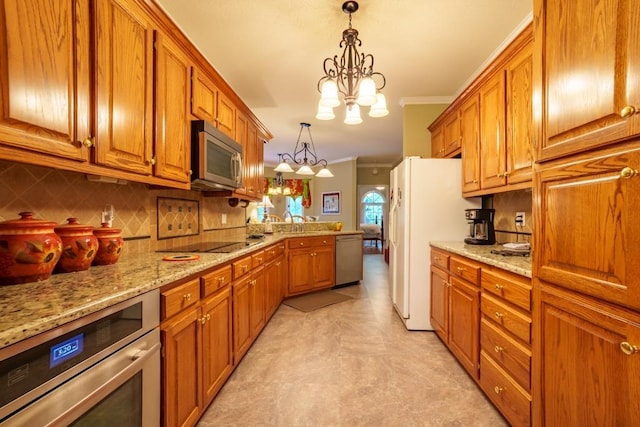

388,157,480,330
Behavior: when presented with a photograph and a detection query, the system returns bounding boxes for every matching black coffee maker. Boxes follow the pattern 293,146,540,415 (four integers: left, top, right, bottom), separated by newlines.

464,209,496,245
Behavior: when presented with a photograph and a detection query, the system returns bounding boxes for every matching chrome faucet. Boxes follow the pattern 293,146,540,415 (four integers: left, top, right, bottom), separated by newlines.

282,210,294,232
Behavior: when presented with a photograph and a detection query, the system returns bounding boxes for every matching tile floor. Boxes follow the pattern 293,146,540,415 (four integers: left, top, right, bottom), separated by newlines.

197,254,508,426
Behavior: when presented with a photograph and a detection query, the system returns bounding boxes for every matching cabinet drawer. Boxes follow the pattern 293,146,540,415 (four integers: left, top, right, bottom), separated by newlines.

264,244,284,261
430,248,449,270
480,318,531,391
481,294,531,343
233,256,253,279
480,351,531,427
252,250,266,268
287,236,335,249
201,265,232,297
161,278,201,319
450,256,480,284
482,269,532,311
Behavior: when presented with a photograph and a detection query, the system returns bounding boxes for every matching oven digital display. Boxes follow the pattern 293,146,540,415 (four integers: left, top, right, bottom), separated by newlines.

50,334,84,369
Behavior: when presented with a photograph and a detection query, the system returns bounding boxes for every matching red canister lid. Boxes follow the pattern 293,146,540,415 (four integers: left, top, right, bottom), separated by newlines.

54,217,95,235
93,222,122,237
0,212,57,233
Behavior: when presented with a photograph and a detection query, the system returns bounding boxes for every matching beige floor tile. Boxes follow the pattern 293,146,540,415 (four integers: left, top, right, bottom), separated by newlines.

197,254,507,427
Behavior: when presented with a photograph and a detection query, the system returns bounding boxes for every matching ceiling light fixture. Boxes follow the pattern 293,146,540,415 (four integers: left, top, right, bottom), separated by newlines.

274,123,334,177
316,1,389,125
267,172,292,196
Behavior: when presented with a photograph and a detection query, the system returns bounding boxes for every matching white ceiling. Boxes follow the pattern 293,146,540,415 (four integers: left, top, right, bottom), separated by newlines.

155,0,532,167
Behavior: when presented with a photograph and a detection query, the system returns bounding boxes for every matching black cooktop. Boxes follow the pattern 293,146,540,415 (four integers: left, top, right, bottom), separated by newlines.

157,241,256,254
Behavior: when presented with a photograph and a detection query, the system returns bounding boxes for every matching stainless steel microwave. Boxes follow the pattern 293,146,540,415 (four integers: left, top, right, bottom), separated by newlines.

190,120,242,191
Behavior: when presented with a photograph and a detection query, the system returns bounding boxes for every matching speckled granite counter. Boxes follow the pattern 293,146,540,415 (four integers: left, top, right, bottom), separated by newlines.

430,241,532,278
0,231,361,350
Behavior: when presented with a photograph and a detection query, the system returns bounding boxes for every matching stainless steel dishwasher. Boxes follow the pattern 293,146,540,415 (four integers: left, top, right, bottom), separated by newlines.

335,234,363,286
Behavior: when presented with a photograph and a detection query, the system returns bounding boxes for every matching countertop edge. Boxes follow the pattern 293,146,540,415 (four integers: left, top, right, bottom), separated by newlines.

430,241,532,278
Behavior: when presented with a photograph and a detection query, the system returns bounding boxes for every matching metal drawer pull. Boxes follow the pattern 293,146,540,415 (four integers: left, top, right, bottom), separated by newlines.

200,313,210,324
620,342,639,355
218,277,225,284
620,167,638,179
620,105,637,118
183,293,191,301
494,345,503,353
434,256,441,261
495,284,504,291
494,312,504,319
494,386,504,395
456,266,467,273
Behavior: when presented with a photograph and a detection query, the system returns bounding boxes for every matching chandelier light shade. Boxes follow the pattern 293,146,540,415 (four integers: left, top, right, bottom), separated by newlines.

275,123,334,177
316,1,389,124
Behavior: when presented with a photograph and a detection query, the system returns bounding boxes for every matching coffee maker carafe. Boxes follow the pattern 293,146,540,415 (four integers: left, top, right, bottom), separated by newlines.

464,208,496,245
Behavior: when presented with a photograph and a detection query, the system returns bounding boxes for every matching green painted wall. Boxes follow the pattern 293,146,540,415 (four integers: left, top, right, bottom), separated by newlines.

402,104,449,158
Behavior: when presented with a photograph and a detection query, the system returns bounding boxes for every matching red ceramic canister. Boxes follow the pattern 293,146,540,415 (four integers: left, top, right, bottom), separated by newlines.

0,212,63,285
93,223,124,265
54,218,99,273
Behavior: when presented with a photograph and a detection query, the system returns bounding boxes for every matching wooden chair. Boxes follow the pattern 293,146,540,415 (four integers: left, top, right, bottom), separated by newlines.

266,214,283,223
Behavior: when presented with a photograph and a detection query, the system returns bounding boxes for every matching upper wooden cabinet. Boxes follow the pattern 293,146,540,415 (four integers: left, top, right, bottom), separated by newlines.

94,0,155,175
534,0,640,162
460,94,481,193
154,29,192,183
191,66,236,139
479,70,507,190
429,109,460,158
0,0,91,161
430,124,445,158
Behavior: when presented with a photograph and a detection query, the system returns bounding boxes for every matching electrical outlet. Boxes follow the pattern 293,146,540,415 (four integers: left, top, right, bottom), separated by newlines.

515,212,525,227
221,213,227,225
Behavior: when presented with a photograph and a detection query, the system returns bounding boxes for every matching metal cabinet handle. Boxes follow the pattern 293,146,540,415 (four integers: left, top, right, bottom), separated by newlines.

620,167,638,179
82,137,94,148
620,342,639,355
146,156,156,166
494,386,504,395
183,293,191,301
494,345,504,353
494,312,504,319
200,313,210,325
218,277,225,284
495,284,504,291
620,105,637,118
456,266,466,273
434,256,441,261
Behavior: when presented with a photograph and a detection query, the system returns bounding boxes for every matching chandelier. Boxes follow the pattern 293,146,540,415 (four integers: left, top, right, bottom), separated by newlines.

274,123,334,177
316,1,389,125
267,172,291,196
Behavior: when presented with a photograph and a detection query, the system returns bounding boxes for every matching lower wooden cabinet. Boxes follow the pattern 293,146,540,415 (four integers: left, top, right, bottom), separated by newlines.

534,282,640,426
265,250,286,319
287,236,335,295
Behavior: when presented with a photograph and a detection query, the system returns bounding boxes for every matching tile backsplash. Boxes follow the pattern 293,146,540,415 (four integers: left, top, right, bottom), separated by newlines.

0,160,248,254
492,189,533,244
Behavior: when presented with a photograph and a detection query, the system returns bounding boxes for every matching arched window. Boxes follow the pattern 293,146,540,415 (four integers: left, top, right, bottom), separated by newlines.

361,191,385,225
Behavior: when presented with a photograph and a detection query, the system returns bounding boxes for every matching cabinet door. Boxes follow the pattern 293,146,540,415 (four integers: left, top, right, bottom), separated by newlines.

95,0,154,174
162,307,202,427
430,265,449,342
536,143,640,310
443,111,461,156
460,94,481,193
0,0,90,161
449,276,480,379
233,277,252,361
479,71,507,190
154,30,191,183
312,246,335,289
265,256,284,319
505,43,533,185
535,0,640,161
536,284,640,426
254,129,265,199
216,90,235,139
201,287,233,407
250,268,266,338
245,121,258,198
430,125,445,158
191,67,216,123
288,249,314,294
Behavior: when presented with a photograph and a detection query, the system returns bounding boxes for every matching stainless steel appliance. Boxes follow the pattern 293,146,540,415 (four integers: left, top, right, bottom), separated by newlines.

191,120,243,191
0,290,160,426
464,208,496,245
335,234,363,286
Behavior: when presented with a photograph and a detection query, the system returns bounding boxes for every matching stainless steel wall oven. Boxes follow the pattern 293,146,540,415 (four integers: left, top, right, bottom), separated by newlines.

0,290,160,426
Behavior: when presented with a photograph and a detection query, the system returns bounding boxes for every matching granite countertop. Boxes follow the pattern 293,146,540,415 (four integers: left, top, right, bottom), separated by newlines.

430,241,532,278
0,231,360,350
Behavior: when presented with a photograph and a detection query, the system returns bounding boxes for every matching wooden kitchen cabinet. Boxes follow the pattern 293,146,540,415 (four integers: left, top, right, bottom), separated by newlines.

94,0,155,175
536,283,640,426
535,142,640,311
232,258,265,363
191,66,235,139
287,236,336,296
429,248,481,380
479,70,507,190
161,269,234,427
264,244,286,319
430,124,445,158
429,109,460,158
154,29,192,183
0,0,91,162
460,94,482,193
534,0,640,162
